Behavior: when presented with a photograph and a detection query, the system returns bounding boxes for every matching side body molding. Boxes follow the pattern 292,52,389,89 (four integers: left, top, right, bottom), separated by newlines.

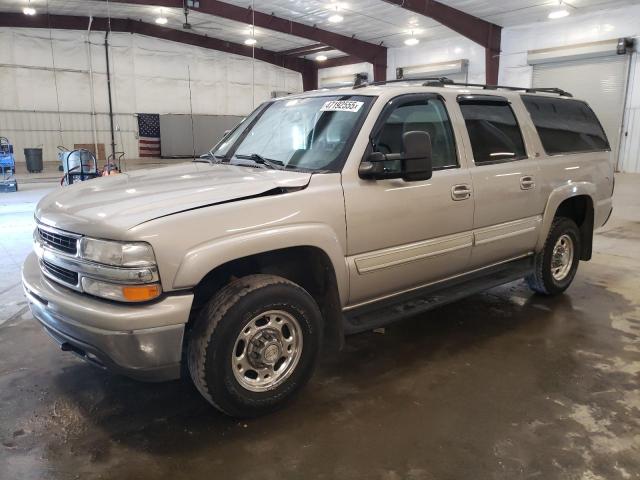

536,182,596,252
171,223,349,304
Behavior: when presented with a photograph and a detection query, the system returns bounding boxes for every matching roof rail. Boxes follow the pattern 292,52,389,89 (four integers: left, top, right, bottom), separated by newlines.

352,76,573,97
449,81,573,97
353,76,454,89
524,87,573,97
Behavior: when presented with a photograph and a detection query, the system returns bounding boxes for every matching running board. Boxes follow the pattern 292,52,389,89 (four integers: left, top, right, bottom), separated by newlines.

343,256,534,335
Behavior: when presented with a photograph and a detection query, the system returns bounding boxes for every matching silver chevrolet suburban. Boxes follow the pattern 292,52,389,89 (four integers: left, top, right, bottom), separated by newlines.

23,79,614,417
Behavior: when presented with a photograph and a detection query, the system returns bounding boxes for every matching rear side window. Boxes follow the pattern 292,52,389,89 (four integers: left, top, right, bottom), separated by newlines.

458,97,527,165
521,95,610,155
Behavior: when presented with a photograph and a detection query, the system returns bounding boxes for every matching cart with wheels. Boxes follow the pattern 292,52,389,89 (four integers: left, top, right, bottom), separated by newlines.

0,137,18,192
61,149,100,186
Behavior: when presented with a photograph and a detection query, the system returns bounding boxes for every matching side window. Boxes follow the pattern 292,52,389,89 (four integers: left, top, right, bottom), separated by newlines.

521,95,610,155
458,97,527,165
372,96,458,172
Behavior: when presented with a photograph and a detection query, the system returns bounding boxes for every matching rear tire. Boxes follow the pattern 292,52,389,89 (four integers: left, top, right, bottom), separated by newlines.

187,274,322,417
526,217,581,296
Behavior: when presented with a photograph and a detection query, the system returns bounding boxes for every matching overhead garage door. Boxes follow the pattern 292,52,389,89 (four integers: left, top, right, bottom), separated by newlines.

532,55,628,164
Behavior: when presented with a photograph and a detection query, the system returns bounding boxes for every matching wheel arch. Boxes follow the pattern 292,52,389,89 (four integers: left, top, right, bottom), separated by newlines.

183,244,346,352
537,183,596,261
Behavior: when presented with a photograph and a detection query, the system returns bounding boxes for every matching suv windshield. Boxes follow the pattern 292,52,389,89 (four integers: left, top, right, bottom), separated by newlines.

212,95,373,172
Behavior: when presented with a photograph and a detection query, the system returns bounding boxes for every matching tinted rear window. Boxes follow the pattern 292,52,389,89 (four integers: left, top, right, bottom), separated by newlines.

521,95,609,155
458,100,527,164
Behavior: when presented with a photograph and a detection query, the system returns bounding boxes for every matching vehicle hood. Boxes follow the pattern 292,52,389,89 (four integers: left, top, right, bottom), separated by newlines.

36,162,312,238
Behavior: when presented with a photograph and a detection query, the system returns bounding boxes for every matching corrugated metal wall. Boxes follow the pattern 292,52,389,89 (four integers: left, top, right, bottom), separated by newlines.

0,110,137,163
0,27,303,164
619,52,640,173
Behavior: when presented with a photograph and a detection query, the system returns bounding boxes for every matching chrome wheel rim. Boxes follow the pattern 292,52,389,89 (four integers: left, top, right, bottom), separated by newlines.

551,234,574,281
231,310,303,392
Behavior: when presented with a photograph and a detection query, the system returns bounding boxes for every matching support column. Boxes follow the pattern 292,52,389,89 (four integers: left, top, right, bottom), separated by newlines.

373,63,387,82
485,48,500,85
302,64,319,91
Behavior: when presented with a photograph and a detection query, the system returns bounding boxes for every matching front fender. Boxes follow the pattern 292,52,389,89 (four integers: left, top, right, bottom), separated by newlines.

172,223,349,305
536,182,596,252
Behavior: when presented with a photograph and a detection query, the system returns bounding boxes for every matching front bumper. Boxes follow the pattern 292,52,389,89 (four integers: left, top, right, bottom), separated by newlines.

22,252,194,382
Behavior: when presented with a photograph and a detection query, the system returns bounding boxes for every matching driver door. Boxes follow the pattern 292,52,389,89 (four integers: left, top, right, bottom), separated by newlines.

342,94,475,307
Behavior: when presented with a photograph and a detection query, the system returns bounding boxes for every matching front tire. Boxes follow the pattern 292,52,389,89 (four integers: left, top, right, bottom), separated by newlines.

526,217,581,296
187,274,322,417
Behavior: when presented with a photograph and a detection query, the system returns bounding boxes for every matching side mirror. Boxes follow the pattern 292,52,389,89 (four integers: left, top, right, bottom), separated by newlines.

359,131,433,181
402,131,432,182
358,151,387,178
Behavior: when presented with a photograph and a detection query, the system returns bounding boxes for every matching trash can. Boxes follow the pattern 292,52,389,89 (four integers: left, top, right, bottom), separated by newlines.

24,148,43,173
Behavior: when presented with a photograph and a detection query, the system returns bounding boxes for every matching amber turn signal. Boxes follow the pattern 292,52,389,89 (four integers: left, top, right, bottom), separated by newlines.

122,284,162,302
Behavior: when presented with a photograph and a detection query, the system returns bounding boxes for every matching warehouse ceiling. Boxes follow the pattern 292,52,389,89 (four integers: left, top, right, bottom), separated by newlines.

0,0,637,61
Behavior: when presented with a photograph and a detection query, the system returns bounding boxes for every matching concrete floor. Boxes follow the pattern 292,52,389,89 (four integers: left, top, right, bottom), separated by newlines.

1,174,639,480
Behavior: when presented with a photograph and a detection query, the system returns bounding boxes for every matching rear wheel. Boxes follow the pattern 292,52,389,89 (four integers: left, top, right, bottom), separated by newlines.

187,274,322,417
526,217,581,296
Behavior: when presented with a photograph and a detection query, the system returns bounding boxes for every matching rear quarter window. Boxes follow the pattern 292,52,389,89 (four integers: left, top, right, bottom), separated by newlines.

458,98,527,165
521,95,610,155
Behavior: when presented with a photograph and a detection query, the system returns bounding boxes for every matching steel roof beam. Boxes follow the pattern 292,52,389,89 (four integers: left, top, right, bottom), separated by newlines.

0,12,319,90
106,0,387,80
321,56,359,68
280,44,334,57
381,0,501,84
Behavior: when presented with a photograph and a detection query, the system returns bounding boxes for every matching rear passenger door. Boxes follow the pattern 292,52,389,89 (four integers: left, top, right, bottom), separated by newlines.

456,94,545,268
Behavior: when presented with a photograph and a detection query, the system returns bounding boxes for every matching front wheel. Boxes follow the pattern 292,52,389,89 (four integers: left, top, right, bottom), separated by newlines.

526,217,581,296
187,274,322,417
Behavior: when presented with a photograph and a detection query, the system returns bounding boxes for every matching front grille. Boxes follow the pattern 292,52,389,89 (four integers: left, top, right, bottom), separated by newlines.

42,260,79,286
38,228,77,255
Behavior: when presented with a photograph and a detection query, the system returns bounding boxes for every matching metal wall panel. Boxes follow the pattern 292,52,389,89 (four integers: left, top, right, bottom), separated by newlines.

0,110,137,164
619,51,640,173
1,27,302,164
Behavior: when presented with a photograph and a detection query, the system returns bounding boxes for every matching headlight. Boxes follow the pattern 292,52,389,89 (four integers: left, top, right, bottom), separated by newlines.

79,238,156,267
79,238,161,302
82,277,162,303
35,228,163,303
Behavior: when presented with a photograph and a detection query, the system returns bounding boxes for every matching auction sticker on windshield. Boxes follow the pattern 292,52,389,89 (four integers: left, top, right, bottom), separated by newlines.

320,100,364,113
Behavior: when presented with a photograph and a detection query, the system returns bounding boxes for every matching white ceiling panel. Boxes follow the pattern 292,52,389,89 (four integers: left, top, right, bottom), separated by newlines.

441,0,640,26
221,0,639,48
0,0,318,51
223,0,451,47
0,0,637,57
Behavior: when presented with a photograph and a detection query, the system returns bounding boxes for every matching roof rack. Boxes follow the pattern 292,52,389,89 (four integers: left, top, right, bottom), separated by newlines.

353,76,573,97
352,76,454,89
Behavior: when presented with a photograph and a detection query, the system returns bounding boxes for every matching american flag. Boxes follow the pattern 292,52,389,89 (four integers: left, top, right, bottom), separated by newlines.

137,113,161,157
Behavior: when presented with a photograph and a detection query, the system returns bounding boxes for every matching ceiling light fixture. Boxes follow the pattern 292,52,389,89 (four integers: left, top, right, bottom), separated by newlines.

548,9,569,19
244,24,257,46
316,54,328,61
549,1,570,19
23,2,36,15
155,8,168,24
404,37,419,46
328,3,344,23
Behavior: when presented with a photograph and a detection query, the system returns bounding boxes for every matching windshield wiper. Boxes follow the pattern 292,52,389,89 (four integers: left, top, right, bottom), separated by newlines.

193,152,226,164
234,153,285,170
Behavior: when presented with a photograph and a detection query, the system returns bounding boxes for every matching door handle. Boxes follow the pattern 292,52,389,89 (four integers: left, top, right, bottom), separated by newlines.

451,184,472,201
520,176,535,190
